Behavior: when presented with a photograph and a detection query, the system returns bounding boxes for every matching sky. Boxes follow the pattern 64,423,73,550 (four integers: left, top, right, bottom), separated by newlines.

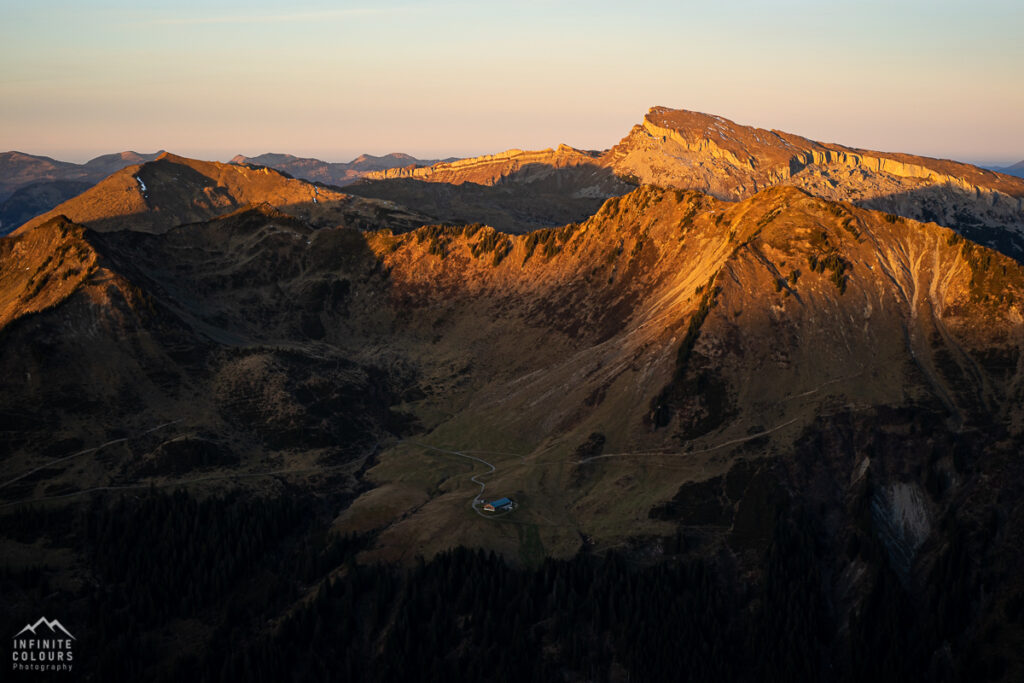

1,0,1022,165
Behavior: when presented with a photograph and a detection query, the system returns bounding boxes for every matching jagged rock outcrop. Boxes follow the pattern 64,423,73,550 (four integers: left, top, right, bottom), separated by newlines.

604,106,1024,260
609,106,1024,198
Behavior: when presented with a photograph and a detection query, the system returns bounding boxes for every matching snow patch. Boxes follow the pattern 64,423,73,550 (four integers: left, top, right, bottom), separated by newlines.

871,482,932,581
887,483,931,548
135,176,147,192
850,456,870,484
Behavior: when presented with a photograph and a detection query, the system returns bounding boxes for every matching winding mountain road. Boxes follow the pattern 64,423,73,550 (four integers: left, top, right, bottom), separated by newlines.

406,441,517,518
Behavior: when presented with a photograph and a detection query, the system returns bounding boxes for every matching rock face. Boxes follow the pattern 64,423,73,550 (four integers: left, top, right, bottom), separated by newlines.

15,152,432,235
604,106,1024,259
229,152,456,186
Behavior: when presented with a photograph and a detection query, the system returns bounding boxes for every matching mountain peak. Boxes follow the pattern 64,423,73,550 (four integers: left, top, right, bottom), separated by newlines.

602,106,1024,260
12,152,434,235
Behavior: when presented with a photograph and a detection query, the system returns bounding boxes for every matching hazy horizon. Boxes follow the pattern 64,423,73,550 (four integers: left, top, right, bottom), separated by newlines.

6,129,1024,171
3,1,1022,166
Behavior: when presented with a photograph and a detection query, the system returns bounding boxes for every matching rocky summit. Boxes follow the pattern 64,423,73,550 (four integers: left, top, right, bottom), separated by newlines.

606,107,1024,259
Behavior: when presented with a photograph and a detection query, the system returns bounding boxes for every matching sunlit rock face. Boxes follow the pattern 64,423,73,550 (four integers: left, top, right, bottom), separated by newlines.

604,107,1024,260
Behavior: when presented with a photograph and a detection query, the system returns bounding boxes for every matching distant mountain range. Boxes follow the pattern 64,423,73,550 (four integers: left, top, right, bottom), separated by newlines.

229,152,459,187
990,160,1024,178
0,150,450,236
0,150,165,199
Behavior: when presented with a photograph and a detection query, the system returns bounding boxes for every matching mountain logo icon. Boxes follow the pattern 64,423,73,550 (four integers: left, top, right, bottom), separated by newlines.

13,616,75,640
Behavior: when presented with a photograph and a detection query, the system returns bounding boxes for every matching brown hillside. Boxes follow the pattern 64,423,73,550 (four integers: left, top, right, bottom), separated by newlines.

3,182,1024,676
16,152,431,235
5,183,1021,564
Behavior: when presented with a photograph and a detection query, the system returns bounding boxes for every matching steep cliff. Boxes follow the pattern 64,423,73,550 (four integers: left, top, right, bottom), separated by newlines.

605,106,1024,259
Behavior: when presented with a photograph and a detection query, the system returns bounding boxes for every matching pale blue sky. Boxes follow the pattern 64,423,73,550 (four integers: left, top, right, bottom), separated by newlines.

1,0,1021,164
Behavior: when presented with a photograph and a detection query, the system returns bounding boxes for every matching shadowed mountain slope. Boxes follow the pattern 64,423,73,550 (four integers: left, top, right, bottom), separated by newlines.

0,150,166,199
0,152,85,200
0,180,93,234
4,185,1022,556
